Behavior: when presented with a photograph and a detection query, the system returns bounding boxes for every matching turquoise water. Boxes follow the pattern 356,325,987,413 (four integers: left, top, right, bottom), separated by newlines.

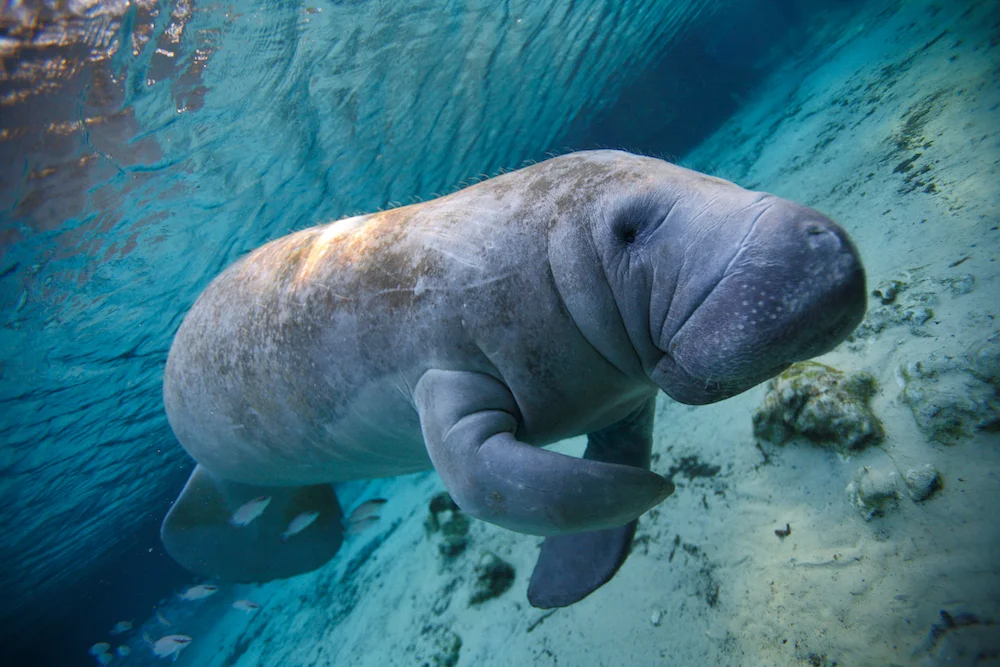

1,1,997,665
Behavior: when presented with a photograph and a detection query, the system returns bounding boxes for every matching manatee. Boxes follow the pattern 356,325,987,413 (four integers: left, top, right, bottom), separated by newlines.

161,150,866,607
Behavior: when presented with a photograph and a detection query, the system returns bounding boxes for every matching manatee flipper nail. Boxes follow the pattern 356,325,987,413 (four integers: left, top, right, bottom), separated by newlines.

161,465,344,582
415,372,672,536
529,398,664,607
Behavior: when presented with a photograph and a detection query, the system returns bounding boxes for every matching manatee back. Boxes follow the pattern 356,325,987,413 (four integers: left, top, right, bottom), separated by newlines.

163,194,536,485
163,154,651,485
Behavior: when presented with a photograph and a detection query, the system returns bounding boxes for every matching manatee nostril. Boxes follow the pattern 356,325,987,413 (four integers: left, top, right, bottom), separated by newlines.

801,220,845,253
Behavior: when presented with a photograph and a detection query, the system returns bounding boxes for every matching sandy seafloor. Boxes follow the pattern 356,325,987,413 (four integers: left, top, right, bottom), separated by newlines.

111,2,999,665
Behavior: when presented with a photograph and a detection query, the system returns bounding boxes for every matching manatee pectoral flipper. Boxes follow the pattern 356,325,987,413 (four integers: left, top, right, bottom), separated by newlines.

414,370,672,536
528,397,668,608
161,465,344,582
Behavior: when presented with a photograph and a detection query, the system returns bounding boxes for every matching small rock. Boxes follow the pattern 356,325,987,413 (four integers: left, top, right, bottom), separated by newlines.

426,492,470,560
426,493,461,532
966,336,1000,389
410,624,462,667
752,362,885,452
431,577,461,616
898,338,1000,443
650,610,662,627
469,552,515,604
903,306,934,333
945,273,975,296
438,509,470,558
916,609,998,666
846,466,900,521
849,272,965,343
872,279,905,304
439,509,470,538
904,464,942,502
438,535,468,559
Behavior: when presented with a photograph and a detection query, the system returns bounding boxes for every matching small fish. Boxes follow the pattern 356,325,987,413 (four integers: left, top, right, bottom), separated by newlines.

346,498,387,524
145,633,193,661
155,609,173,626
179,583,219,600
110,619,133,634
281,510,320,541
89,642,111,656
95,652,113,666
232,599,261,612
229,495,272,527
116,645,131,657
345,515,381,535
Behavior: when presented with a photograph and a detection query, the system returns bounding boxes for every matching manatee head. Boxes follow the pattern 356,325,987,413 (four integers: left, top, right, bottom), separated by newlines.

560,152,867,405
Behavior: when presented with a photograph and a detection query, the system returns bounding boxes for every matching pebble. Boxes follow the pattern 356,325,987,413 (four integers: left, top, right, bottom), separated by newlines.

847,466,900,521
904,464,942,502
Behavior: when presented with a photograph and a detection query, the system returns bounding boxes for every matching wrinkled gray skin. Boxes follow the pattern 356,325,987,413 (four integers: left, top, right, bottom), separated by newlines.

163,150,866,606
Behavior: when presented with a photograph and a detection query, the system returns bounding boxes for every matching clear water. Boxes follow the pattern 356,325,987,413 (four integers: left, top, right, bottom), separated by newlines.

1,1,997,665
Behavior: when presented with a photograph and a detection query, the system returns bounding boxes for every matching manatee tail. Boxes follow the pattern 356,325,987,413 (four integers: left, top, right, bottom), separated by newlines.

161,465,344,582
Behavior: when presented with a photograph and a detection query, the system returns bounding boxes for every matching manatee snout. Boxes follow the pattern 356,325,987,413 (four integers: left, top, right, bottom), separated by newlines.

654,200,866,405
743,206,867,353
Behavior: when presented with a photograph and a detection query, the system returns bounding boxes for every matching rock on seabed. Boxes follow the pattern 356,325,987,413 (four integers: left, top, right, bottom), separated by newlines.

753,362,885,452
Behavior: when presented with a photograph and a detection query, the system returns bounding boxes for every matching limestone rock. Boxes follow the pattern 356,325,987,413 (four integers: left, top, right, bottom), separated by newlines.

468,552,515,605
753,362,885,452
916,610,998,667
408,624,462,667
898,336,1000,443
850,272,975,344
846,466,900,521
851,273,938,340
425,493,470,560
904,464,942,502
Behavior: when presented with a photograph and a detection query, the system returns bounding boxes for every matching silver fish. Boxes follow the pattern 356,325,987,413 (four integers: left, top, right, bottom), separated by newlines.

110,619,133,635
345,515,381,535
178,583,219,600
88,642,110,656
232,599,261,612
281,510,320,541
145,633,193,661
345,498,387,524
229,495,272,527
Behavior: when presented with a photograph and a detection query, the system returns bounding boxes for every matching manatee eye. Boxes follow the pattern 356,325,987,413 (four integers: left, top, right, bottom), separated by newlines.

614,196,666,247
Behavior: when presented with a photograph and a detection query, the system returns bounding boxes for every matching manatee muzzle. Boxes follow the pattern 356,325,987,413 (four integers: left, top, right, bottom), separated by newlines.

653,207,866,405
